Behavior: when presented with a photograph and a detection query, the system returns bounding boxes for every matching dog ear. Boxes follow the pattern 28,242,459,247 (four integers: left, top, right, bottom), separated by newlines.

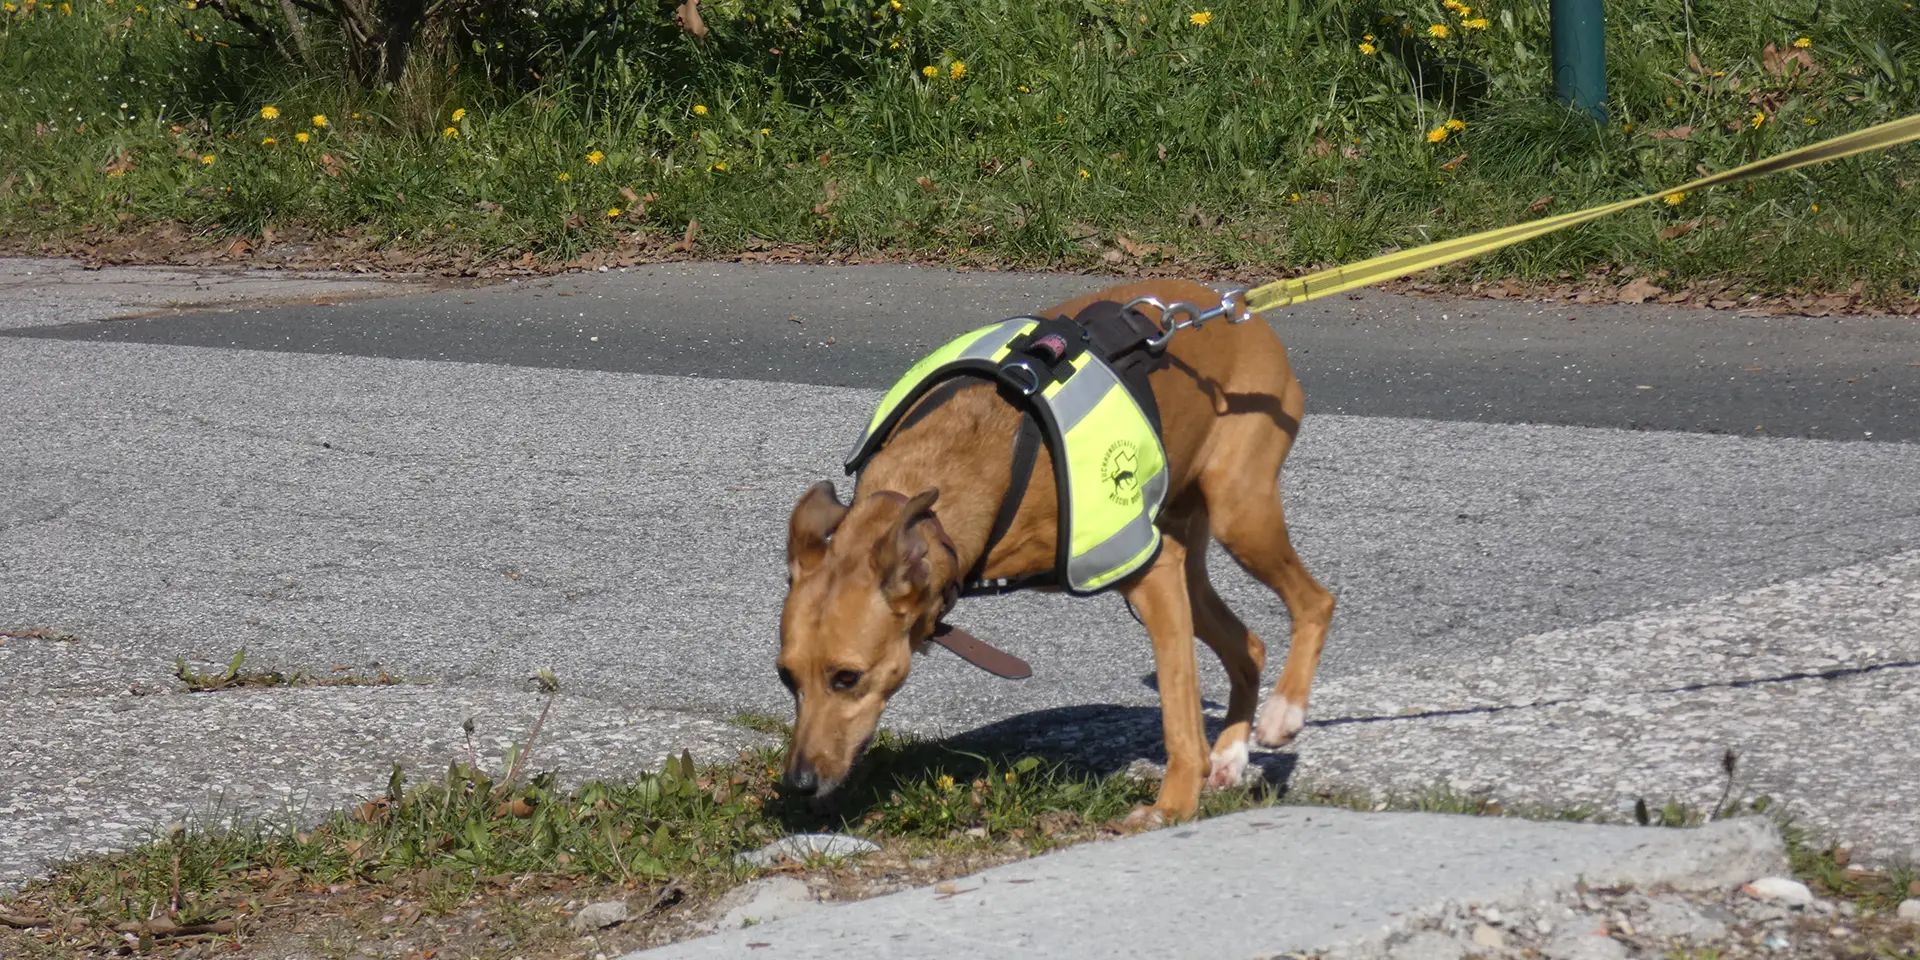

787,481,848,577
872,488,940,599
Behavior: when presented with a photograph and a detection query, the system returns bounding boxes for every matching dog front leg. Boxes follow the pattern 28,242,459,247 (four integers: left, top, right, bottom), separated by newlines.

1119,539,1208,828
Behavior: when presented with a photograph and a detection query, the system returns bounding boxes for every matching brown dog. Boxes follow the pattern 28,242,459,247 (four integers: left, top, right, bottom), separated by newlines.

776,279,1334,825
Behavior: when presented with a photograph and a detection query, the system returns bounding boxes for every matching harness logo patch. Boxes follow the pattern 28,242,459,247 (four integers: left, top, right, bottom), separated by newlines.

1101,440,1143,506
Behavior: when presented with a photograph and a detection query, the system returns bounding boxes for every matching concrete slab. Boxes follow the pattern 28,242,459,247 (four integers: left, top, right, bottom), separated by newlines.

622,809,1785,960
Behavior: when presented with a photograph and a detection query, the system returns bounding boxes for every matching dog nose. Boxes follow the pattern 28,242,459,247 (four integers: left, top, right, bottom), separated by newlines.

782,760,819,796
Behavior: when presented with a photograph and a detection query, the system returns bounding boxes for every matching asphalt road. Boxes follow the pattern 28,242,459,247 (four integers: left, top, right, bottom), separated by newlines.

3,259,1917,889
11,262,1918,440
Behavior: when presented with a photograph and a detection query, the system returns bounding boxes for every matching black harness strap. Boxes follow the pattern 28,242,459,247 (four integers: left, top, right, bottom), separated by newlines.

962,412,1045,594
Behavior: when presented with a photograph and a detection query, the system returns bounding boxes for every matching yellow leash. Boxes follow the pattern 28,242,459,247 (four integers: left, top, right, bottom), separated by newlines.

1241,112,1920,315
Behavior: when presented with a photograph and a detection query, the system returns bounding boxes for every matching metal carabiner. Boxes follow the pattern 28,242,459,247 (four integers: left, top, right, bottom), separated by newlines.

1127,287,1255,351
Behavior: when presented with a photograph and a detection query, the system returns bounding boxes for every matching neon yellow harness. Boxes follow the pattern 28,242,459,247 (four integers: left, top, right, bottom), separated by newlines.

844,312,1168,595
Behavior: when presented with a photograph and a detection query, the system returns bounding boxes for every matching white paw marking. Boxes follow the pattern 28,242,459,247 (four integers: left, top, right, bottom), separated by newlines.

1208,740,1250,788
1254,699,1306,747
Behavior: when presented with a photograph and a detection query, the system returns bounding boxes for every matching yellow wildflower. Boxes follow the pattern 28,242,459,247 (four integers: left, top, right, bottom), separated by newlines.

295,132,310,143
60,2,70,14
1751,111,1766,128
1803,117,1819,125
1463,17,1489,29
760,127,771,135
1663,191,1685,205
922,65,937,78
1188,10,1212,26
891,0,900,7
1004,771,1015,783
936,775,956,791
1442,0,1464,10
1079,168,1090,178
713,161,727,171
1358,42,1377,55
451,108,466,121
260,105,280,120
607,207,622,218
556,172,570,182
693,104,709,115
200,154,215,165
1427,23,1449,38
1810,202,1819,212
3,4,15,11
311,114,328,128
1426,126,1449,143
261,136,276,145
443,127,458,138
1445,118,1466,131
1793,36,1811,48
949,60,966,80
586,149,604,164
1018,84,1031,92
1286,192,1301,203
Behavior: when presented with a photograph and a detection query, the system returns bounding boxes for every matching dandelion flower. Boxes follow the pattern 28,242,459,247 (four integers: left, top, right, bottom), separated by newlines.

1004,771,1015,783
1810,202,1819,212
556,172,570,182
760,127,771,135
891,0,900,7
1442,0,1464,10
261,136,276,145
1663,191,1686,205
1358,41,1377,55
713,161,727,171
260,106,280,121
443,126,458,138
1426,126,1449,143
936,775,956,791
295,132,310,143
1427,23,1449,38
1463,17,1489,29
921,65,937,78
311,114,329,128
3,4,16,11
949,60,966,79
1793,36,1811,48
1079,168,1090,178
451,108,467,121
693,104,709,116
1445,118,1466,131
200,154,215,165
1018,84,1031,92
1188,10,1212,26
60,2,70,14
586,149,605,164
1286,192,1301,203
607,207,622,218
1751,111,1766,128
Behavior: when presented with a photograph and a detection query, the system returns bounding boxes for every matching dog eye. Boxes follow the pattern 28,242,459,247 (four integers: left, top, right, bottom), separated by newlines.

830,669,862,692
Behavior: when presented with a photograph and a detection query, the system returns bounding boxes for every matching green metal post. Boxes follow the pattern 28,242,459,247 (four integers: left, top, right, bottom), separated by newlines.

1550,0,1608,121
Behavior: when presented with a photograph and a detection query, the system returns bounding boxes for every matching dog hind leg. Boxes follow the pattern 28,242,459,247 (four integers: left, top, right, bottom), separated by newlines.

1209,484,1334,749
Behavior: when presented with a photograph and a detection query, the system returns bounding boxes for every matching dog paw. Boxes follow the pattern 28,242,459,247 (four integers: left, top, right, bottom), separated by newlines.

1207,740,1249,788
1253,699,1306,747
1121,805,1168,831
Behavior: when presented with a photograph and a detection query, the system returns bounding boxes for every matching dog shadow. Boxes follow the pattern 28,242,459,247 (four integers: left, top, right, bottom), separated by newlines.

770,703,1299,831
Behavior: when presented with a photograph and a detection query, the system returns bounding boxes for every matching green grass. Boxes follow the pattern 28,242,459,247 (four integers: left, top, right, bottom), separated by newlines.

2,0,1916,299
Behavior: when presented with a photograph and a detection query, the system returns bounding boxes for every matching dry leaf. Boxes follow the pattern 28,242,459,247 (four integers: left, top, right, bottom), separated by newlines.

1657,220,1698,241
1115,234,1151,258
1156,142,1168,162
1439,152,1469,171
103,149,135,178
817,149,833,167
620,186,640,204
1527,194,1554,214
1617,277,1665,303
916,176,938,194
676,219,700,252
319,153,345,177
221,237,251,259
1311,136,1333,158
674,0,707,38
1688,51,1706,75
1647,125,1693,140
1101,249,1124,264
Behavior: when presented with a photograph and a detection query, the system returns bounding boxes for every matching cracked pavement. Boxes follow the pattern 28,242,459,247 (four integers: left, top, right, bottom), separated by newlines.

2,257,1916,890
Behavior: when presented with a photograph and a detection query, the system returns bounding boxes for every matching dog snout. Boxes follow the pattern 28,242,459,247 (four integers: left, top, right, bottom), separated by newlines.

782,757,820,796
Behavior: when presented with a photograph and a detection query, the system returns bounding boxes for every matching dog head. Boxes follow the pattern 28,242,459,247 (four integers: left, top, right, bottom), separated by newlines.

776,481,947,800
